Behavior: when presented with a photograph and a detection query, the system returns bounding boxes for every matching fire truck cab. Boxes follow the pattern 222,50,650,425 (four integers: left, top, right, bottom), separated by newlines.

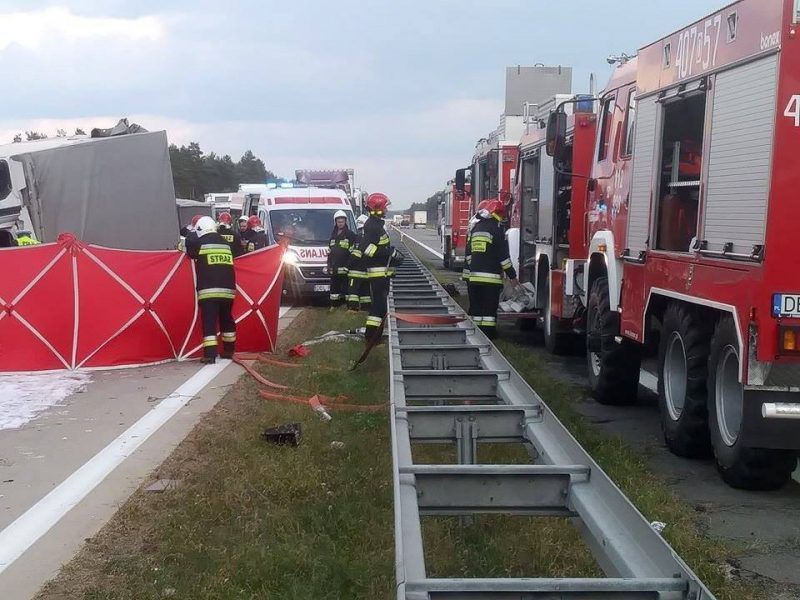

508,95,596,351
548,0,800,489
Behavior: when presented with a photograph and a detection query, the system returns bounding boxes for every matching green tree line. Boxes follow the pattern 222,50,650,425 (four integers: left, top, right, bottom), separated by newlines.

407,190,445,223
169,142,276,200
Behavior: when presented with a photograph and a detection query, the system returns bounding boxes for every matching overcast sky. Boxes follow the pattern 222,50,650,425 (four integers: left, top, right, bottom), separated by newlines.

0,0,723,209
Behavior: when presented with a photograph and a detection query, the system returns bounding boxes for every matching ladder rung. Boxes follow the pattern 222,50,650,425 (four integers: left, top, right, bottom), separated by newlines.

400,465,589,516
405,577,687,599
401,371,507,398
401,405,539,441
400,346,483,370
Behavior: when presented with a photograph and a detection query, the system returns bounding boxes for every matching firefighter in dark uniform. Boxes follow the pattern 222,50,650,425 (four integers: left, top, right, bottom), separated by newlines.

217,212,244,257
462,200,490,317
327,210,357,307
346,214,370,311
466,199,516,339
185,216,237,363
360,193,400,343
243,216,268,253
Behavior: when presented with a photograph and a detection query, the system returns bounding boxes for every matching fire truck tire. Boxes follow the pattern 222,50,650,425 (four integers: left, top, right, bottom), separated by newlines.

707,316,797,490
544,282,572,355
657,303,712,458
586,277,640,405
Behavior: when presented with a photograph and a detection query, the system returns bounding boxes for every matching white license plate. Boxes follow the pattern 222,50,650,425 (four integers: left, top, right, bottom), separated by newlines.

314,284,330,292
773,294,800,317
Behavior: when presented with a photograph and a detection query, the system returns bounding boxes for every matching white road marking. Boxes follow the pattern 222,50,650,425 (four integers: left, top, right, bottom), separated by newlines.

392,226,444,259
639,369,658,394
279,305,291,318
0,359,230,573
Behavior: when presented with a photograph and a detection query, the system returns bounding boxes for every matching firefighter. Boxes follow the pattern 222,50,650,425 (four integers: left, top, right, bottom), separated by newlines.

243,216,268,252
184,216,237,364
466,199,516,339
14,230,40,246
217,212,244,257
360,193,401,343
327,210,357,308
463,201,491,317
346,214,370,311
237,216,250,253
178,215,203,251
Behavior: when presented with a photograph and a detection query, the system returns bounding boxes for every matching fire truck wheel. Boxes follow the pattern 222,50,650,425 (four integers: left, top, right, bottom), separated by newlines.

586,276,640,405
707,316,797,490
657,303,712,458
544,281,572,355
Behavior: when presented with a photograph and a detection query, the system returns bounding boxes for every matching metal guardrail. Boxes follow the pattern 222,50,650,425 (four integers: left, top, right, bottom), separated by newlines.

387,240,716,600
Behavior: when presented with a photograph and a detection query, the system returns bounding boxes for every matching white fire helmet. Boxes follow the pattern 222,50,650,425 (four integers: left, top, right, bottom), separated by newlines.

333,210,348,222
195,216,217,237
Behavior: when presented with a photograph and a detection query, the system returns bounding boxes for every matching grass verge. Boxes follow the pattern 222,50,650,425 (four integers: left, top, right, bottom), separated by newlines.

38,308,393,600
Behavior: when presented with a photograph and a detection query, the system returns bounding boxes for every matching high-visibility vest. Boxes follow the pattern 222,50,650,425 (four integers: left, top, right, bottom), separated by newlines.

16,235,40,246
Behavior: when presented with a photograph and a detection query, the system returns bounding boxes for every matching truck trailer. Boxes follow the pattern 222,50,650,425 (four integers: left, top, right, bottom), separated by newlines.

0,131,178,250
546,0,800,489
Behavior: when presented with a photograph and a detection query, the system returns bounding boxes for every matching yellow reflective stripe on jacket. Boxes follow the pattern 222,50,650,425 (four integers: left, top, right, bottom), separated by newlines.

468,271,503,285
16,236,39,245
338,240,351,248
202,336,218,347
350,248,363,258
378,234,390,246
367,266,389,278
501,258,513,270
366,316,383,327
364,243,378,257
198,288,236,300
221,332,236,342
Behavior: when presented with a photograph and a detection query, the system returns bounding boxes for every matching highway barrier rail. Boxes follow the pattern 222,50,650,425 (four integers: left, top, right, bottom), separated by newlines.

387,239,716,600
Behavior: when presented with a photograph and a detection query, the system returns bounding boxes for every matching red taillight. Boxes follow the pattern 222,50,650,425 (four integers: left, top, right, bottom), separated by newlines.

779,326,800,354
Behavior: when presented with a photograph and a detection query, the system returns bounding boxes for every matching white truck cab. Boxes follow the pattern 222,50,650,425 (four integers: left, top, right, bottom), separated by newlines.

242,185,356,299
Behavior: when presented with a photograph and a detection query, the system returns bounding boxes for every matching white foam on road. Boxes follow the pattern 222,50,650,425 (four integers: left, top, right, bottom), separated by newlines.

0,359,229,573
0,372,93,431
392,226,444,259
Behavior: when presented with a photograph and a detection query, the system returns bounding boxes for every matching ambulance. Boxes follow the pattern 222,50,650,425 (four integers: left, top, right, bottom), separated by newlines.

242,185,356,299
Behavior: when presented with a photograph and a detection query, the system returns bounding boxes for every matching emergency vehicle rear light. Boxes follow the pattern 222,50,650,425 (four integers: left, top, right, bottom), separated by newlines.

779,326,800,355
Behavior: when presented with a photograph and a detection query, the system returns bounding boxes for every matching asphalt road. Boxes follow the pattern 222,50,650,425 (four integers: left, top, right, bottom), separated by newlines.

396,225,800,596
0,307,299,599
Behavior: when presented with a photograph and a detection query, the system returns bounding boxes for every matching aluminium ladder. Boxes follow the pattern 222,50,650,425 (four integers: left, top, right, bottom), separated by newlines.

387,240,716,600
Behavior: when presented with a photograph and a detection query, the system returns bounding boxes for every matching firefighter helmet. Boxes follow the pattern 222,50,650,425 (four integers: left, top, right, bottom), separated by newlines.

485,199,507,219
238,215,248,223
366,193,389,212
333,210,348,222
356,214,368,229
247,215,263,230
218,212,233,226
196,216,217,237
190,214,203,227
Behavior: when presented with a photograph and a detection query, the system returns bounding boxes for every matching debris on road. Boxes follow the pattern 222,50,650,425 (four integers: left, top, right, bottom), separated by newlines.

261,423,302,446
0,371,92,431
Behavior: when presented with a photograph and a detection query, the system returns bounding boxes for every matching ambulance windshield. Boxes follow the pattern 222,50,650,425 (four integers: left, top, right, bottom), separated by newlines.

269,209,354,246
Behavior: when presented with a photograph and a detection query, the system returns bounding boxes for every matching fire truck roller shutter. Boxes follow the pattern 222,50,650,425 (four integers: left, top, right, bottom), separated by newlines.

626,95,659,257
537,147,555,242
702,54,778,255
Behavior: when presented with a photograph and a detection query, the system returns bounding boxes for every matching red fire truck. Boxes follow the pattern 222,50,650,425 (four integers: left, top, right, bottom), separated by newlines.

472,137,519,214
506,96,596,351
547,0,800,489
439,175,472,269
